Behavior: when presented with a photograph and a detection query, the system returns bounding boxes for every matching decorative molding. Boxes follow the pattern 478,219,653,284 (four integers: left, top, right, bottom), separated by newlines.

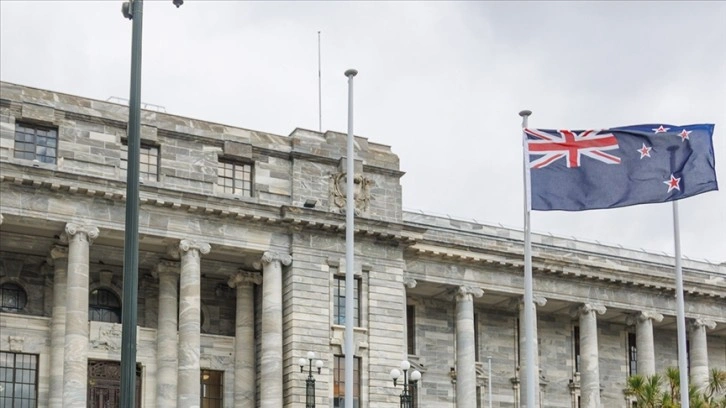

625,310,664,326
64,223,99,244
152,260,180,280
48,245,68,265
8,336,24,352
261,251,292,266
403,276,417,289
455,285,484,302
179,239,211,255
89,322,122,352
689,318,717,331
330,172,372,215
228,270,262,288
570,303,607,318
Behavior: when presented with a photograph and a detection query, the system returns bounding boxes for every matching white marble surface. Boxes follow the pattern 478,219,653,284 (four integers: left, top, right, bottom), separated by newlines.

48,245,68,408
573,303,606,408
455,286,483,408
155,260,180,408
229,271,261,406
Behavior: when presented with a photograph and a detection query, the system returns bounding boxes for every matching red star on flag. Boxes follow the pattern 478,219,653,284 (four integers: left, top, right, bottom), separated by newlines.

652,125,670,133
678,129,692,142
637,143,652,159
664,174,681,193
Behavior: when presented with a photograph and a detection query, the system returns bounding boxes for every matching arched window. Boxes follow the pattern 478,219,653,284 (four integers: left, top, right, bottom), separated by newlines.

0,283,27,312
89,288,121,323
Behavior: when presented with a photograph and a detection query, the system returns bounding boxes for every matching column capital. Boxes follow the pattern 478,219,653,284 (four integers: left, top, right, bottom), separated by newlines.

455,285,483,302
47,245,69,265
570,303,606,318
510,295,547,310
152,260,180,280
62,223,99,244
261,251,292,266
403,275,417,289
626,310,664,326
179,239,211,255
228,270,262,288
689,318,717,331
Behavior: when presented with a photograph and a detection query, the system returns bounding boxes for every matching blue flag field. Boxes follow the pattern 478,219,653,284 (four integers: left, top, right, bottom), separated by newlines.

524,124,718,211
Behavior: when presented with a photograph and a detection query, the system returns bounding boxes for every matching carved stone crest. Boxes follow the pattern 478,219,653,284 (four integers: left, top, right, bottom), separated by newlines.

90,323,122,351
330,172,372,215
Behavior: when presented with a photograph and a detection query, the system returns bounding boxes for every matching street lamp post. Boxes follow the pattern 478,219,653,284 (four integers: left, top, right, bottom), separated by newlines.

119,1,181,408
298,352,324,408
390,361,422,408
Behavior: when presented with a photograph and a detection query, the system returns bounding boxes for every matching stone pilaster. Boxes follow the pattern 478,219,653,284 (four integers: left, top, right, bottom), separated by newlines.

626,311,663,376
689,318,716,391
175,239,210,408
571,303,605,408
61,223,99,408
403,275,417,359
154,260,180,408
517,296,547,408
228,270,262,406
260,251,292,408
455,286,483,408
48,245,68,408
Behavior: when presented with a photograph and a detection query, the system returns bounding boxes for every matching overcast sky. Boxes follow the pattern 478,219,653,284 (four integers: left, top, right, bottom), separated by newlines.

1,1,724,263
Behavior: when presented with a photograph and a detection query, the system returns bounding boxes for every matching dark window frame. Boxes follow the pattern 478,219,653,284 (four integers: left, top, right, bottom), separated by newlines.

200,369,223,408
217,157,254,197
0,351,39,407
628,332,637,377
121,139,160,182
89,288,122,323
407,305,416,355
0,282,28,312
333,355,361,408
14,122,58,164
334,275,361,327
574,326,581,373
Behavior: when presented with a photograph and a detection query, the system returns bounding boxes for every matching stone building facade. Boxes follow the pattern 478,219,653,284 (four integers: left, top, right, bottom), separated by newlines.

0,81,724,408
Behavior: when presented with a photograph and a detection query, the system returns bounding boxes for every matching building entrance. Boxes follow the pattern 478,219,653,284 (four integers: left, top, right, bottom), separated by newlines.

87,360,141,408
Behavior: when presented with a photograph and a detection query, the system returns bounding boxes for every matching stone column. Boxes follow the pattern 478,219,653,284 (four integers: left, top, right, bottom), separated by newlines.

176,239,210,408
228,270,262,406
455,286,483,408
571,303,606,408
48,245,68,408
517,296,547,408
154,260,180,408
689,318,716,391
260,251,292,408
61,223,99,408
626,311,663,377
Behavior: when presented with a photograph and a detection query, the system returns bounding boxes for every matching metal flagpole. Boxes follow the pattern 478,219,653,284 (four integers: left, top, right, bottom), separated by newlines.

672,200,690,408
519,110,536,408
318,31,322,133
120,1,144,406
344,68,358,408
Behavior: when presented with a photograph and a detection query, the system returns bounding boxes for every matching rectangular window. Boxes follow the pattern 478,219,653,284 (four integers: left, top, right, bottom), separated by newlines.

333,355,360,408
200,369,223,408
628,332,637,376
574,326,581,373
0,351,38,407
334,276,360,327
217,159,253,197
121,141,159,182
407,305,416,355
14,122,57,164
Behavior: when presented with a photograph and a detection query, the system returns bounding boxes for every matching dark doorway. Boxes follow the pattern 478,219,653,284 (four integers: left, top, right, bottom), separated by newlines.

87,360,141,408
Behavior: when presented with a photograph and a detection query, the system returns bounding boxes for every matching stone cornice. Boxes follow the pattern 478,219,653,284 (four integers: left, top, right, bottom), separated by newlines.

280,205,425,246
405,240,725,300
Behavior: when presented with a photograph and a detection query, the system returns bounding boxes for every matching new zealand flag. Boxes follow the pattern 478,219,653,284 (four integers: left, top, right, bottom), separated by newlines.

524,124,718,211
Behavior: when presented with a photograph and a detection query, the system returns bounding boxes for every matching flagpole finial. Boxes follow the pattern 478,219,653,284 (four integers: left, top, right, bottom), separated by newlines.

519,110,532,117
344,69,358,77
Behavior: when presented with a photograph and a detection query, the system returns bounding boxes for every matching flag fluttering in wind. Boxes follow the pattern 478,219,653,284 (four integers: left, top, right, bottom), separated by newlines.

524,124,718,211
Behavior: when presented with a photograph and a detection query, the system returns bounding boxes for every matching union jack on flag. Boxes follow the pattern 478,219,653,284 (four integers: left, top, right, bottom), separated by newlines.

524,124,718,211
525,129,621,169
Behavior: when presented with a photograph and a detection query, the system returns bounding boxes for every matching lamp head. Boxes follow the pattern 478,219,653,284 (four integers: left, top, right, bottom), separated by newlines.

172,0,184,7
390,368,401,387
400,361,410,371
316,359,323,374
307,351,316,360
298,357,307,372
410,370,422,383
